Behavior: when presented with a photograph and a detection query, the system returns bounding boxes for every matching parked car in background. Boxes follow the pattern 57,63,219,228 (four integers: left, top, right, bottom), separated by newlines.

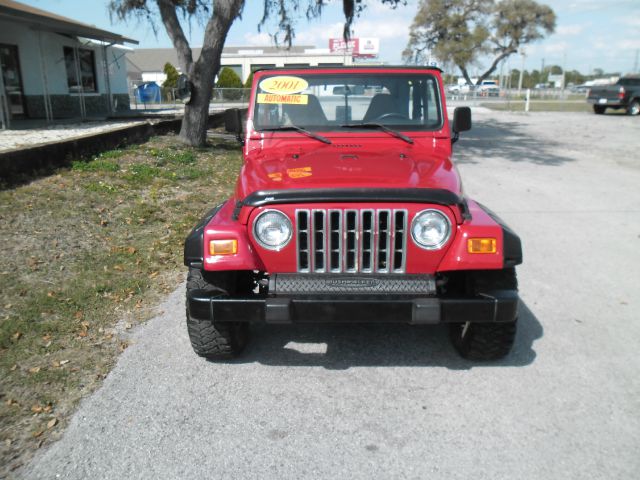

571,84,590,93
447,83,471,95
478,80,500,97
587,75,640,115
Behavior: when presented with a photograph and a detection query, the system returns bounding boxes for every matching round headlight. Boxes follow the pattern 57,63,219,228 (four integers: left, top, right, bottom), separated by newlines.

253,210,292,250
411,209,451,250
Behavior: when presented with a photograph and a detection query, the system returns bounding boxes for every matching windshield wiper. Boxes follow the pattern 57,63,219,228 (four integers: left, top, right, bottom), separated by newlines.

340,123,414,144
259,125,332,144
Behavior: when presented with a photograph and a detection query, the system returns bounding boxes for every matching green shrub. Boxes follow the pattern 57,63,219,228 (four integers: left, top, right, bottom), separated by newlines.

244,71,254,88
216,67,243,100
163,62,180,100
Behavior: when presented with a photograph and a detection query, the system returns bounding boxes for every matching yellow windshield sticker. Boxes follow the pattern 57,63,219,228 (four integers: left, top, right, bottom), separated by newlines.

287,167,312,179
259,76,308,94
257,93,308,105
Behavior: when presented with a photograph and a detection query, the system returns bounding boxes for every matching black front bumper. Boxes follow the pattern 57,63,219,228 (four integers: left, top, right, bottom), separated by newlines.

187,290,519,325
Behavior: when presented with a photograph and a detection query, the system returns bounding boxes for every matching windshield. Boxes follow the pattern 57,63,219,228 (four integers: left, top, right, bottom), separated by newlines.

252,73,443,132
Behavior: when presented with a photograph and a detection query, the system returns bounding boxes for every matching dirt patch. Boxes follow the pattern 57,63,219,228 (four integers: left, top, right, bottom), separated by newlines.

0,134,241,476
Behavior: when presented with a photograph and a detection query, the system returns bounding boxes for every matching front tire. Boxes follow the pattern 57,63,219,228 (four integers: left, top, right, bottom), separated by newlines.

449,268,518,360
627,99,640,116
449,321,517,360
185,268,249,359
593,105,606,114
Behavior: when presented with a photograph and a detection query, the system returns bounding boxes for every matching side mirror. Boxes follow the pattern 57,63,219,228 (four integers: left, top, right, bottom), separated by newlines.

453,106,472,133
176,74,192,103
224,108,243,142
451,106,471,144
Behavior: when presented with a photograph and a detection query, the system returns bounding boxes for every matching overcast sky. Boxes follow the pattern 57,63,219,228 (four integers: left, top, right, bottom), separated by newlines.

20,0,640,75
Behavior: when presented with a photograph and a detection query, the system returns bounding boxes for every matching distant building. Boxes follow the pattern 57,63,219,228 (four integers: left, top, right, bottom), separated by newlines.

0,0,137,126
126,45,353,88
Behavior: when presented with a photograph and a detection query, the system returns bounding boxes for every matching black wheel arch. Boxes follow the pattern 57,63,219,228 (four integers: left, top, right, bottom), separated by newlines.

474,202,523,267
184,202,226,268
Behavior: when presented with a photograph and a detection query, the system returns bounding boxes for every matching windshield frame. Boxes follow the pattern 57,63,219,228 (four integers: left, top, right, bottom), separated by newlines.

250,70,445,134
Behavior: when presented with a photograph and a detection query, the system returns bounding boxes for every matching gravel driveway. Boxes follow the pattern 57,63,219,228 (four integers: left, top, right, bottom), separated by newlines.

23,110,640,480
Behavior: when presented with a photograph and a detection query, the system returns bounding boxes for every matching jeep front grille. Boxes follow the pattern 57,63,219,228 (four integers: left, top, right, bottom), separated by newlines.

296,209,407,273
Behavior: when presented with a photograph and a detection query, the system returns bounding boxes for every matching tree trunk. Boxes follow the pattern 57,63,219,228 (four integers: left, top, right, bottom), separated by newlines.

179,69,215,146
458,65,474,86
156,0,244,147
476,48,517,85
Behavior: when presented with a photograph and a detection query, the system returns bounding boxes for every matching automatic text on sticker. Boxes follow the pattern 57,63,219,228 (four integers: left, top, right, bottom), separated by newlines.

259,76,309,94
257,94,309,105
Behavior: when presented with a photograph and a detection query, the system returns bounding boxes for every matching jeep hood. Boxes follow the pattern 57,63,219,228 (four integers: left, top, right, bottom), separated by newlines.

239,136,461,197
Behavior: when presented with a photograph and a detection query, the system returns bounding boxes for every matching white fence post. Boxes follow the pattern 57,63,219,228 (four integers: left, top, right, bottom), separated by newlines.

525,89,531,112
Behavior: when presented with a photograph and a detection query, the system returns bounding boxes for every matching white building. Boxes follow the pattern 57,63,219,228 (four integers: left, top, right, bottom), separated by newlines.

0,0,137,127
126,45,353,87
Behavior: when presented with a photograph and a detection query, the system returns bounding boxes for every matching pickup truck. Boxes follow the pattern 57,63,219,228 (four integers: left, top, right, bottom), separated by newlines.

184,66,522,361
477,80,500,97
587,75,640,115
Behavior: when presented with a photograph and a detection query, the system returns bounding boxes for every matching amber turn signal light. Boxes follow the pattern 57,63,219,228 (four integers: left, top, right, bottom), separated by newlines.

467,238,496,254
209,239,237,255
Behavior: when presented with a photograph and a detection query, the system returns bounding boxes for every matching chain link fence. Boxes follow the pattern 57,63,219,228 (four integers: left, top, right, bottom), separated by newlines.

445,88,591,113
129,87,251,112
128,84,590,114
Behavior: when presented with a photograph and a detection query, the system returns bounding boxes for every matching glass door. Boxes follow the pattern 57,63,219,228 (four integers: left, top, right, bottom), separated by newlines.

0,44,26,118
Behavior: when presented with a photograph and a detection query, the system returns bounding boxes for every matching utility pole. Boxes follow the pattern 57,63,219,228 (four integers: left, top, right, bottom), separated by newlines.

562,51,567,90
518,50,526,93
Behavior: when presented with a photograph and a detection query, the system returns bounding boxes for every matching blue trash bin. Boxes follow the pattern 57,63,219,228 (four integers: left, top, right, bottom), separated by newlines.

136,82,161,103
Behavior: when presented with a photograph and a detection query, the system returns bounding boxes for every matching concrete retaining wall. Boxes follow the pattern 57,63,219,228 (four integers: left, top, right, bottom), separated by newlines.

0,112,227,183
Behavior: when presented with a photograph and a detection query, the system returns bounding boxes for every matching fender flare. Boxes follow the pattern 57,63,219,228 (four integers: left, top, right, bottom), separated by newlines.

184,202,226,268
476,202,523,267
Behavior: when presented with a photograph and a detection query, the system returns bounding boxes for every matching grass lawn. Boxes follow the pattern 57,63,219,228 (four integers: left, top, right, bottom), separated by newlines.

0,134,241,474
481,100,594,113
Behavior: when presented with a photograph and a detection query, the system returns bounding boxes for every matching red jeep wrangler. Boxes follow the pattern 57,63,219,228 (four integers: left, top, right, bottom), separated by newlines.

184,66,522,360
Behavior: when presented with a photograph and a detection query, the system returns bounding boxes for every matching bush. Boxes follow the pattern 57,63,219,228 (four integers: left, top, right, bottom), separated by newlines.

216,67,243,100
163,62,180,100
244,71,254,88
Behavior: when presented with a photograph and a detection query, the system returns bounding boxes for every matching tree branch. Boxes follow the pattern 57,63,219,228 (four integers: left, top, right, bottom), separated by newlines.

458,65,473,86
156,0,194,73
476,47,517,84
197,0,244,74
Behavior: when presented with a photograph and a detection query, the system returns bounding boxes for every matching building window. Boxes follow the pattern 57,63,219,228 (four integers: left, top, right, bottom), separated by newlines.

251,64,276,73
64,47,97,93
